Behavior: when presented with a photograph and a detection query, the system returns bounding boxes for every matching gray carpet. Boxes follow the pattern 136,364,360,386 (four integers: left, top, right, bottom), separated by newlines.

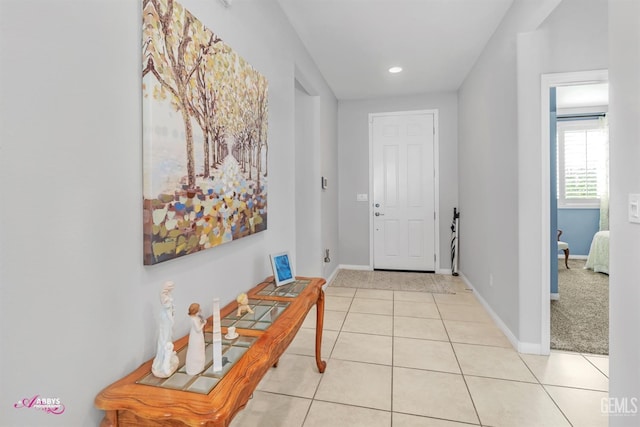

330,269,457,293
551,258,609,355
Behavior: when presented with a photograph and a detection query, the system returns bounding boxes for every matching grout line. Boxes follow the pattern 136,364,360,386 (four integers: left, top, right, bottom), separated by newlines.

390,290,395,417
582,354,609,379
449,329,484,426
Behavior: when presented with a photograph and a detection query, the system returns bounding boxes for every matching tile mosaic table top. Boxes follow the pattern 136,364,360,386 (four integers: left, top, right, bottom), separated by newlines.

137,335,257,395
255,279,310,298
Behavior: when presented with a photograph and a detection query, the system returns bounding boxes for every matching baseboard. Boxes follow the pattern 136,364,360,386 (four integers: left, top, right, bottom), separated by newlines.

518,341,547,355
558,255,588,260
459,273,519,352
338,264,372,271
550,293,559,300
437,268,453,275
323,265,340,289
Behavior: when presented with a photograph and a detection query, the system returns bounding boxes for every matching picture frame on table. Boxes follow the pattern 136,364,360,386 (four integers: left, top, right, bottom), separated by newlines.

269,251,295,286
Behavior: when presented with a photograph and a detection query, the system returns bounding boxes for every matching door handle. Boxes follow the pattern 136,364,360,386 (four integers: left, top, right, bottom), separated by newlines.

375,212,384,216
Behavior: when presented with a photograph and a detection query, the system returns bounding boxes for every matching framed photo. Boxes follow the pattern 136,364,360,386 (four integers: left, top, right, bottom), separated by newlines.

269,252,295,286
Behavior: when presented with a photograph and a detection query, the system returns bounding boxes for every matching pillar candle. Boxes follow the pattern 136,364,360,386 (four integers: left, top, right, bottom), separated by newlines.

212,298,223,372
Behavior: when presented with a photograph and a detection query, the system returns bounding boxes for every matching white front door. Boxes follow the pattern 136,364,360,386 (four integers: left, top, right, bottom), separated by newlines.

372,111,436,271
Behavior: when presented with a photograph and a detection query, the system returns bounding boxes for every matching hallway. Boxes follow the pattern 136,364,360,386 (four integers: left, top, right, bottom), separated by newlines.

231,281,609,426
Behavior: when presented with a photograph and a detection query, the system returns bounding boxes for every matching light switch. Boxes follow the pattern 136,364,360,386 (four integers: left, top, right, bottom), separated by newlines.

629,194,640,224
356,193,368,202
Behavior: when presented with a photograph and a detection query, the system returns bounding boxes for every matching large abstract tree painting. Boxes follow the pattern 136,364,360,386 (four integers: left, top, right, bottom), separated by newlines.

142,0,268,265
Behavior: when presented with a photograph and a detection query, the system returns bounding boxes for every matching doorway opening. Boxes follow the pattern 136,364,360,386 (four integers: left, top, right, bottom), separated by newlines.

294,76,321,277
541,70,609,354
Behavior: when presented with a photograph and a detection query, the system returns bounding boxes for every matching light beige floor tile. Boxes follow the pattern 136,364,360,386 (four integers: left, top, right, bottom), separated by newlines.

391,413,479,427
285,327,338,359
303,400,391,427
229,391,311,427
257,354,323,398
342,312,393,336
443,320,511,347
351,297,394,315
301,309,347,331
355,288,394,300
545,385,609,427
433,292,481,306
585,354,609,378
315,359,392,410
453,343,537,382
394,316,449,341
332,331,393,365
325,286,357,297
393,290,435,303
394,300,440,319
393,367,478,424
521,352,609,391
437,303,493,323
394,337,459,373
465,376,570,427
325,295,353,311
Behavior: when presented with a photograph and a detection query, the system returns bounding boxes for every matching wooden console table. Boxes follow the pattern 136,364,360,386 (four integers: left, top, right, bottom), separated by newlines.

95,276,326,427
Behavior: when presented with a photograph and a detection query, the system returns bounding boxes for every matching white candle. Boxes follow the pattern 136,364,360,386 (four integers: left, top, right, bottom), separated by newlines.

212,298,223,372
212,298,221,334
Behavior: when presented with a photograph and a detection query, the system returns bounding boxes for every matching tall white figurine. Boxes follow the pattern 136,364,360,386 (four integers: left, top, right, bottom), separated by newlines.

151,281,179,378
185,303,206,375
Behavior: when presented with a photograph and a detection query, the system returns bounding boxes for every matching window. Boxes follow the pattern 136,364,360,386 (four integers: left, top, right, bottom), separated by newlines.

556,118,608,208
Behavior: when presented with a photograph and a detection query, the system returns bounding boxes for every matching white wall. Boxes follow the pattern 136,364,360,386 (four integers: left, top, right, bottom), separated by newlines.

295,83,322,276
608,0,640,424
458,0,562,344
516,0,608,350
0,0,337,425
338,92,458,271
459,0,608,350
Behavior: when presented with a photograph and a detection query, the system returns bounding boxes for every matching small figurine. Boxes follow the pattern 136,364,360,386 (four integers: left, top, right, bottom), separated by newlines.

185,303,206,375
236,293,254,317
152,281,179,378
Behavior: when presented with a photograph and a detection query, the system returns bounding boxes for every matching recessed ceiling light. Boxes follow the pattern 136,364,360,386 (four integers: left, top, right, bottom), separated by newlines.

388,66,403,74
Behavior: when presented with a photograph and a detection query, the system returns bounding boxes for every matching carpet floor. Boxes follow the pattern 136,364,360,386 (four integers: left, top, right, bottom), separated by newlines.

551,258,609,355
330,269,458,293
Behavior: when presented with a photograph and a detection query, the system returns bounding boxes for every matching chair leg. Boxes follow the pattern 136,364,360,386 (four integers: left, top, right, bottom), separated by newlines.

563,249,569,269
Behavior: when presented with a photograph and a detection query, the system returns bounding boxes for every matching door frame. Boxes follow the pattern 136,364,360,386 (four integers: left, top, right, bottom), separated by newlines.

539,70,608,353
368,109,440,271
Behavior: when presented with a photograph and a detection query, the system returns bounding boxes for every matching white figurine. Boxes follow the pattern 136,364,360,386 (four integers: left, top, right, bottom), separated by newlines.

151,281,179,378
236,293,254,317
185,303,206,375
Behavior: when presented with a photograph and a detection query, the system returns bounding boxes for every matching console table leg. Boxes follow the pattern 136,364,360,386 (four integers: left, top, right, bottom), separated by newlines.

99,410,118,427
315,289,327,373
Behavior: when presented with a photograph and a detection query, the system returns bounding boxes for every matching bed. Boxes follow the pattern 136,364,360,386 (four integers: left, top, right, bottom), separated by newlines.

585,230,609,274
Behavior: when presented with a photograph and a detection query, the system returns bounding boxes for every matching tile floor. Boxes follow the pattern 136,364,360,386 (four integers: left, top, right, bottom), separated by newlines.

230,281,609,427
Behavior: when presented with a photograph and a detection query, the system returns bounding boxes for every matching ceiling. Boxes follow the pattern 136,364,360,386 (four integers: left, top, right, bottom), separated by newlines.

277,0,514,100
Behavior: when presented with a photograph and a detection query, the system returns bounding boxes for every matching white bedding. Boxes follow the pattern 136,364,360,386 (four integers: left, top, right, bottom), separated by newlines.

585,230,609,274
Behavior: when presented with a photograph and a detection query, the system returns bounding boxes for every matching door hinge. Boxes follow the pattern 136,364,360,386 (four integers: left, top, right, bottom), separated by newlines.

434,212,436,220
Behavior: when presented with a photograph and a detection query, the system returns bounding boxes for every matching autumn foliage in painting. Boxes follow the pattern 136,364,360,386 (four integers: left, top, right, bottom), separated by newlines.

142,0,268,265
